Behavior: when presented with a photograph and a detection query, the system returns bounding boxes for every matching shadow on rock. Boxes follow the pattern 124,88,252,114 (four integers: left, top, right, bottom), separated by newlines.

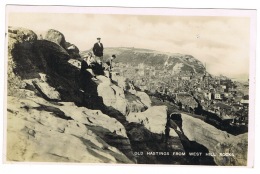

11,40,104,110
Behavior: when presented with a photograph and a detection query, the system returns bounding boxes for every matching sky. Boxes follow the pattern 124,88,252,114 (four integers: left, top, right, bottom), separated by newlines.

7,11,251,81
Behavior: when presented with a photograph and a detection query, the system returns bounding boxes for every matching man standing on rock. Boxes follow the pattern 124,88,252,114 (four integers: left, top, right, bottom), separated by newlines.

104,54,116,79
92,37,104,65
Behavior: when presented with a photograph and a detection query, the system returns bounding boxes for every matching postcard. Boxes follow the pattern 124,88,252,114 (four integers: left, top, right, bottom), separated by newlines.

4,5,256,166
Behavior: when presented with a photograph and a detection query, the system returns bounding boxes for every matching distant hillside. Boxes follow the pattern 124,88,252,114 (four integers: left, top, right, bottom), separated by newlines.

82,47,206,74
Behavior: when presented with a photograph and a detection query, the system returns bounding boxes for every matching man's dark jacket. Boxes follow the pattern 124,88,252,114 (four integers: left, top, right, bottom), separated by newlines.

92,42,104,57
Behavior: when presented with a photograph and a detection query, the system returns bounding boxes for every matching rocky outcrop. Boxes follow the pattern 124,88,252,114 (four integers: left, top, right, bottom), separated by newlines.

5,26,192,164
23,73,61,101
97,77,128,115
45,29,66,47
111,74,127,90
171,113,248,166
7,27,38,96
7,95,133,163
8,26,87,105
126,106,167,134
214,133,248,166
7,26,136,163
45,29,80,59
64,42,80,59
8,27,37,43
96,76,148,116
135,91,152,108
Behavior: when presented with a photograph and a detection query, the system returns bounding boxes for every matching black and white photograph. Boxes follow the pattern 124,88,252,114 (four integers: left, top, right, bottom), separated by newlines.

4,4,256,168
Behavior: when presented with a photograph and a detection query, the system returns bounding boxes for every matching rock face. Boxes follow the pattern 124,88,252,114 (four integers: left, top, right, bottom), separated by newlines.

7,27,38,96
8,27,37,43
135,91,152,108
65,42,80,59
172,113,248,166
24,73,62,101
96,76,148,116
45,29,66,47
127,106,167,134
6,26,135,163
214,133,248,166
7,95,132,163
97,78,128,115
8,26,86,105
45,29,80,59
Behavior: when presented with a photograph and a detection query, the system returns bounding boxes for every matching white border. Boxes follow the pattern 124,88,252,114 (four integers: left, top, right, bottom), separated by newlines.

1,0,259,174
6,5,256,17
4,4,257,168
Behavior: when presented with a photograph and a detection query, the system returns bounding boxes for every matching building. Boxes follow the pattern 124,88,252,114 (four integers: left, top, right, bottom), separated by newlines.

214,93,222,100
181,75,191,81
241,95,249,109
204,92,212,100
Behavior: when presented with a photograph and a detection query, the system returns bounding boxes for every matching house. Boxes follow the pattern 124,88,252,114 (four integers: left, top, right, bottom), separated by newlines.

232,103,243,111
241,95,249,109
229,88,237,94
214,93,222,100
224,93,229,97
221,85,227,89
204,92,212,100
241,95,249,104
181,76,191,80
212,102,234,119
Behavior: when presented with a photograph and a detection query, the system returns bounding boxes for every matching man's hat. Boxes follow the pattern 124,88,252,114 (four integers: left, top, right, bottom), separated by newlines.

97,37,101,40
112,54,116,58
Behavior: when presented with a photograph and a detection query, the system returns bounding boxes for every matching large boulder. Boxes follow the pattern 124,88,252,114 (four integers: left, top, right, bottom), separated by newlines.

135,91,152,108
125,92,148,114
214,133,248,166
44,29,80,59
97,76,147,116
23,73,61,101
176,113,248,166
8,26,37,43
97,78,128,115
64,42,81,59
7,27,84,104
44,29,66,47
127,125,153,142
111,73,128,90
7,27,38,96
126,106,167,134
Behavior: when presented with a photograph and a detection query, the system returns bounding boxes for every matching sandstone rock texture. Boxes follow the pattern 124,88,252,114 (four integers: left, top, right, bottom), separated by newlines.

45,29,80,59
6,27,135,163
97,79,128,115
178,113,248,166
30,77,61,101
96,76,148,116
135,91,152,108
45,29,66,47
214,133,248,166
7,95,132,163
8,27,38,43
126,106,167,134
